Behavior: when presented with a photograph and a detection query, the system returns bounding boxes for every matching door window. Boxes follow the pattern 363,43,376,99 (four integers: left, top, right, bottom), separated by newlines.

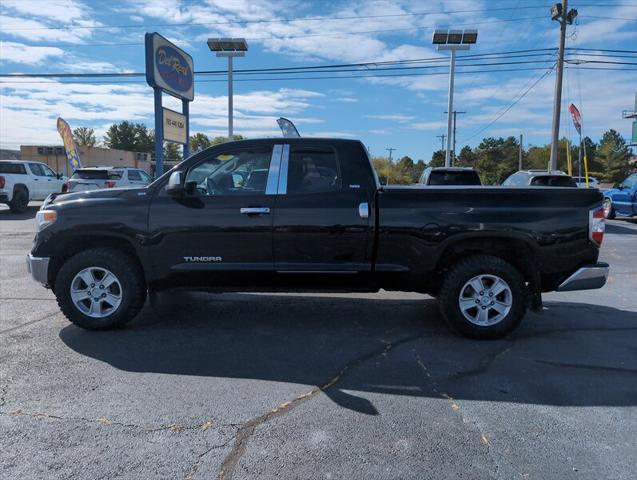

623,174,636,189
139,171,152,183
287,147,340,194
41,165,57,177
28,163,45,176
185,147,272,196
128,170,142,181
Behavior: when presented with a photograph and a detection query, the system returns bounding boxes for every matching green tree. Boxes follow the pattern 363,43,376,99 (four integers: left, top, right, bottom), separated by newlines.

103,121,154,152
164,142,182,161
456,145,476,167
428,150,445,168
594,129,631,183
190,133,211,153
210,134,245,145
73,127,97,147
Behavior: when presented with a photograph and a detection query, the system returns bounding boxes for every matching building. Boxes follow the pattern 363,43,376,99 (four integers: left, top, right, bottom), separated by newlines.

20,145,153,177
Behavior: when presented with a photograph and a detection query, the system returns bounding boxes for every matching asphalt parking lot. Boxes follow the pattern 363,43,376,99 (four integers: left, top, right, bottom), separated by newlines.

1,203,636,480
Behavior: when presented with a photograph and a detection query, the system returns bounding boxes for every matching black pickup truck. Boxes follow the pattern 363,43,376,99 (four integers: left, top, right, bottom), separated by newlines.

27,138,609,338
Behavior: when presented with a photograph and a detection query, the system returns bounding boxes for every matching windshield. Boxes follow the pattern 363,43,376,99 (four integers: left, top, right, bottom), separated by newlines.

429,171,481,186
71,169,122,180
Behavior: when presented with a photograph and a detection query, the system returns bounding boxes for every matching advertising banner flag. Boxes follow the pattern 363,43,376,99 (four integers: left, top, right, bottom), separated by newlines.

277,117,300,138
56,117,82,170
568,103,582,134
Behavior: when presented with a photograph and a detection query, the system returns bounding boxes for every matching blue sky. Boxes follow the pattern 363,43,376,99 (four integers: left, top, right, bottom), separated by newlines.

1,0,636,160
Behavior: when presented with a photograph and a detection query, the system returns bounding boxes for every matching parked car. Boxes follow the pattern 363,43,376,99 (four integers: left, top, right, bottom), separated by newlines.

573,176,600,189
0,160,66,213
502,170,577,187
28,138,608,339
64,167,152,192
418,167,482,186
602,172,637,219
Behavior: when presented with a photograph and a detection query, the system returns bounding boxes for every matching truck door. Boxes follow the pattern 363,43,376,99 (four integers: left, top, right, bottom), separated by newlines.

148,143,282,285
272,142,373,272
615,173,637,216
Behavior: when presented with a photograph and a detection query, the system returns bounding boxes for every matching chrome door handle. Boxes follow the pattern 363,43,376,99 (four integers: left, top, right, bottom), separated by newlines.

358,202,369,219
240,207,271,215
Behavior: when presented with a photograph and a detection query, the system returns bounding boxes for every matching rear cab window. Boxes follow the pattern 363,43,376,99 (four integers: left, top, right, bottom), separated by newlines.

530,176,577,187
428,170,481,186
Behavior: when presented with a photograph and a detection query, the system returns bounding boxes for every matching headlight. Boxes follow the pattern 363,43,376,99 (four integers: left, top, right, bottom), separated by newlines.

35,210,57,231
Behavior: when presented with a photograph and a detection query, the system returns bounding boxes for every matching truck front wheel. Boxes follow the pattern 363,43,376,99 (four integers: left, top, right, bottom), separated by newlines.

54,248,146,330
438,255,528,339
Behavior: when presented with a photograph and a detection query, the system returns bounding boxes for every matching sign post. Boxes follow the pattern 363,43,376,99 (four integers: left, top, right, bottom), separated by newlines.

145,32,194,177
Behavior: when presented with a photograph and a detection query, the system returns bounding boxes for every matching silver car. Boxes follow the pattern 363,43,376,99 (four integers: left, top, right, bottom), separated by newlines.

65,167,152,192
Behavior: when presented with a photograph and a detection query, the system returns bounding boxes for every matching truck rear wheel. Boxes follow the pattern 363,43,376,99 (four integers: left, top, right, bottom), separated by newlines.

438,255,527,339
8,186,28,213
54,248,146,330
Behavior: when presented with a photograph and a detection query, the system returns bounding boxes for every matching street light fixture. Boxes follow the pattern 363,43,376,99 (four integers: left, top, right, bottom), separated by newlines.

207,37,248,140
433,28,478,167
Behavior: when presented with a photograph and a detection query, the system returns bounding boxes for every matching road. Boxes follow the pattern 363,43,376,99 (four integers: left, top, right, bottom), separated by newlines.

1,203,636,480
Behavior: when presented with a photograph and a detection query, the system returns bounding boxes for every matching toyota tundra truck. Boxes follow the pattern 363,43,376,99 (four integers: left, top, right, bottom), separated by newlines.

26,138,609,339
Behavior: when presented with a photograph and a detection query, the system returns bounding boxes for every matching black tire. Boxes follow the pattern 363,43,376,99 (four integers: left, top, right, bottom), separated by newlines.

54,248,146,330
438,255,528,339
603,198,615,220
8,186,28,213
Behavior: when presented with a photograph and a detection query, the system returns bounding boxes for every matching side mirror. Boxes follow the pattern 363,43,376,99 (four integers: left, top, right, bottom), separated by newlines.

379,175,388,186
56,173,63,179
166,171,185,196
618,183,624,190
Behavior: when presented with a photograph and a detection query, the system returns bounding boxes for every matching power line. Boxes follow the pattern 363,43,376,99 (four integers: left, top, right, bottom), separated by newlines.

459,63,557,143
4,54,632,79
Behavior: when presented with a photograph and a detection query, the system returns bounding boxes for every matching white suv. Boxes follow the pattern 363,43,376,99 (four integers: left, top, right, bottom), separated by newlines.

65,167,152,192
0,160,66,213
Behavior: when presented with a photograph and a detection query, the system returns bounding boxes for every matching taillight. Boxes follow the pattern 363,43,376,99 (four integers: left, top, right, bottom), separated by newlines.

589,206,605,246
0,176,5,189
105,180,116,188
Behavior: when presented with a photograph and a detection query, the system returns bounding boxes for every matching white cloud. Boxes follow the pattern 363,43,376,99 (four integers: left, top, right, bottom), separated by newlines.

0,80,325,148
0,41,64,64
366,114,414,122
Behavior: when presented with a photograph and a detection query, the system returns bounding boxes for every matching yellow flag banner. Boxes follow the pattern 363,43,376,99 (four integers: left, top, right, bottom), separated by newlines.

56,117,82,171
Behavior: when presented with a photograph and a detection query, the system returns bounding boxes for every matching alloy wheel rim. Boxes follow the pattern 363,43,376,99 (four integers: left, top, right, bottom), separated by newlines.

458,274,513,326
70,267,122,318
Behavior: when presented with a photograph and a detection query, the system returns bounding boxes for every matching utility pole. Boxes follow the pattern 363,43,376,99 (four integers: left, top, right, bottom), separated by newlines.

386,147,396,161
519,133,523,171
445,110,466,165
436,134,446,152
549,1,578,171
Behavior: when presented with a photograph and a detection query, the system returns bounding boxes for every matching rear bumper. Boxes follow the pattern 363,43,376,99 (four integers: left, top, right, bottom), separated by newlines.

26,254,50,286
556,262,609,292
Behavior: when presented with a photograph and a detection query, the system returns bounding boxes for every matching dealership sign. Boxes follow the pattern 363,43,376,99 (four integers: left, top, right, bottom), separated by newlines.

145,32,193,176
163,108,187,144
145,32,194,101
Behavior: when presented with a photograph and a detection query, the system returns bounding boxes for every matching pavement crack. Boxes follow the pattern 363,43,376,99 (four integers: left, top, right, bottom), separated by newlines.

447,342,514,381
0,311,61,336
216,332,427,480
0,409,222,434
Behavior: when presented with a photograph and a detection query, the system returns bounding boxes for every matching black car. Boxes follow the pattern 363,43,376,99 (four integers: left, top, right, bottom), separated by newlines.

502,170,577,187
418,167,482,186
27,138,608,339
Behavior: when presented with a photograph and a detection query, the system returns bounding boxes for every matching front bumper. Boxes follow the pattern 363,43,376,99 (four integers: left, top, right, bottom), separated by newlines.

556,262,609,292
26,254,50,286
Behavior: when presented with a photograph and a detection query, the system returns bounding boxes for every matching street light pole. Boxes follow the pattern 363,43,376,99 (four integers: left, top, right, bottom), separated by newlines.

207,38,248,142
227,55,233,139
445,50,456,168
433,29,477,168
